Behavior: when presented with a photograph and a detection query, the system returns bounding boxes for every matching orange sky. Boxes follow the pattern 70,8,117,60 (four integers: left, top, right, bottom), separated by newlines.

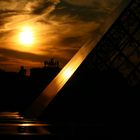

0,0,125,72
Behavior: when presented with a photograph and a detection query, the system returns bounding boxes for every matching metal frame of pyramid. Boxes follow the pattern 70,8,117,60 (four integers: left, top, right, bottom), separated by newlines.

87,0,140,87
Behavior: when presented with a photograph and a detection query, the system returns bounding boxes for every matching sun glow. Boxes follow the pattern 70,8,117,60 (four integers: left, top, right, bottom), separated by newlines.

19,26,34,46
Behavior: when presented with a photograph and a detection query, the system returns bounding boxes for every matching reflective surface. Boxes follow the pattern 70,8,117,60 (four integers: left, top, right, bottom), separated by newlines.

0,112,50,135
0,112,106,137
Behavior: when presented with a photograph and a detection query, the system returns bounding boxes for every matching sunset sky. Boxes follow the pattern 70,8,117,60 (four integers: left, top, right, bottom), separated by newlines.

0,0,125,72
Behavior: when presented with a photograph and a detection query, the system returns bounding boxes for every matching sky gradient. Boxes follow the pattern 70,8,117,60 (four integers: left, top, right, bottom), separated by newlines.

0,0,124,72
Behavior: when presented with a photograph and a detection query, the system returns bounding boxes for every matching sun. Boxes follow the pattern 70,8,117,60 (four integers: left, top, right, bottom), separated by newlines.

19,26,34,46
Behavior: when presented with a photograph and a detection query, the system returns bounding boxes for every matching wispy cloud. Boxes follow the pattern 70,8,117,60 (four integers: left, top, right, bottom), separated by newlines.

0,0,124,71
0,0,60,31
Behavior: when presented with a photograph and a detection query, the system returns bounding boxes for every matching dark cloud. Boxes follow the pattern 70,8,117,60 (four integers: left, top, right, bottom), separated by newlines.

0,48,46,62
0,30,12,38
60,36,82,46
52,2,108,22
25,0,60,14
31,1,55,14
0,55,9,62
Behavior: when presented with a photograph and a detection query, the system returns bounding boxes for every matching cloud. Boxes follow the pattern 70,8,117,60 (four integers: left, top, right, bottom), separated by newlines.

27,0,60,14
0,48,45,61
29,15,99,66
0,0,60,30
0,0,28,11
35,15,99,52
0,54,9,62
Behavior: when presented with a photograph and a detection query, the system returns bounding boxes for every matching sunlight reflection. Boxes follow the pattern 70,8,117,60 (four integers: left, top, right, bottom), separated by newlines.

63,68,73,80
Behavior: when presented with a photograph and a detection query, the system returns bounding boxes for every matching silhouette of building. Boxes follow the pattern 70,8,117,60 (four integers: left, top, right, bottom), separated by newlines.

30,58,61,85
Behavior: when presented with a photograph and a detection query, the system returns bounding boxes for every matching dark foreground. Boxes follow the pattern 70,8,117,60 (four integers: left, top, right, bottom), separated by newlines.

0,112,110,139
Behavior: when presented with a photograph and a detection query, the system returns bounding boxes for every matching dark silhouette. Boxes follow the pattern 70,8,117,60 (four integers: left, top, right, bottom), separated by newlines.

44,58,59,68
0,58,61,112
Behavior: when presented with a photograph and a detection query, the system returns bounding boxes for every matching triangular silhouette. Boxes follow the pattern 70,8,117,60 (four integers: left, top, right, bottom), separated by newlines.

24,0,136,121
